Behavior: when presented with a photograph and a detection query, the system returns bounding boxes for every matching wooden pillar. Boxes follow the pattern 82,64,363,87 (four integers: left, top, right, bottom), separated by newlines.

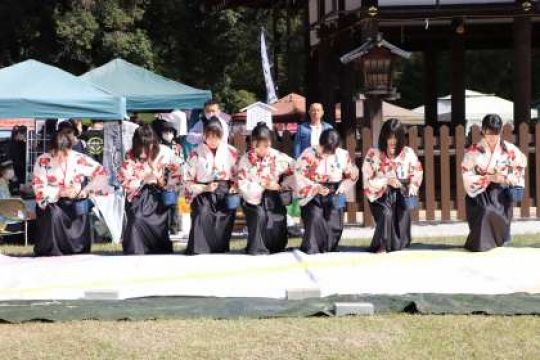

337,14,356,137
285,0,292,93
338,42,357,140
451,26,466,127
360,1,380,144
319,37,337,125
340,59,358,224
424,48,438,128
338,9,359,224
513,16,532,127
364,96,383,146
304,0,317,106
307,49,320,108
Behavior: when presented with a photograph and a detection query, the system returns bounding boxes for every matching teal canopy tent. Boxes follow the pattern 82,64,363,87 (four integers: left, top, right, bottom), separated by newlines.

0,60,126,120
80,58,212,111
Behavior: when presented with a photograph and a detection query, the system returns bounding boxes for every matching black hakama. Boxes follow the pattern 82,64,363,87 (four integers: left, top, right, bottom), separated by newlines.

243,190,288,255
465,184,512,252
34,199,92,257
300,183,344,254
368,189,411,253
122,186,172,255
186,181,236,255
168,206,181,234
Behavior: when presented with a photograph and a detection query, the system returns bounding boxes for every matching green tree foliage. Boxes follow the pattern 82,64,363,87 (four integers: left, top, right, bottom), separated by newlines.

28,0,307,113
145,0,305,113
0,1,537,113
55,0,154,73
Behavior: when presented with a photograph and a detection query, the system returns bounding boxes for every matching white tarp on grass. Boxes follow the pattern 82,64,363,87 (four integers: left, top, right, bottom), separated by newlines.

1,247,540,301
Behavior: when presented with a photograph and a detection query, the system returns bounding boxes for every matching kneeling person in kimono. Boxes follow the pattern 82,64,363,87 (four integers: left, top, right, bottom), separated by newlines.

118,125,182,255
184,117,239,255
462,114,527,252
295,129,359,254
32,128,110,256
238,122,295,255
362,119,423,253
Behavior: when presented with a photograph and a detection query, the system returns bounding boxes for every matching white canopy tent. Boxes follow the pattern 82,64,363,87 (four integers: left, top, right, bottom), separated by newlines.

413,90,538,132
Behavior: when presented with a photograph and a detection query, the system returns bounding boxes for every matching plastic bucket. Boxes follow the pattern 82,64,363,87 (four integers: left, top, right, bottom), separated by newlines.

332,193,347,210
403,196,419,210
508,186,524,202
74,199,93,216
161,191,178,207
226,193,241,210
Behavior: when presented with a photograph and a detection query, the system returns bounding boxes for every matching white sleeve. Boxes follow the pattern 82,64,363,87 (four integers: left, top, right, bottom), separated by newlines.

178,111,187,136
220,118,230,143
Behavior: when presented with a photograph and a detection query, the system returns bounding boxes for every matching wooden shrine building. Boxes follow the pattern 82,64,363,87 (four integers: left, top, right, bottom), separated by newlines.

205,0,539,132
205,1,540,225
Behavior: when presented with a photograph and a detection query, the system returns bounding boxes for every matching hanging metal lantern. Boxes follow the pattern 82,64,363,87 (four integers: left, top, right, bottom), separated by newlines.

340,33,411,98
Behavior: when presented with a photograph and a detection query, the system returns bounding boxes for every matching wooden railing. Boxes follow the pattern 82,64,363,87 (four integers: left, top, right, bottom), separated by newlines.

230,123,540,226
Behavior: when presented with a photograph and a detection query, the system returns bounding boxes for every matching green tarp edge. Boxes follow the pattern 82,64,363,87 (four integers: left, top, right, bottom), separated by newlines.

1,294,539,323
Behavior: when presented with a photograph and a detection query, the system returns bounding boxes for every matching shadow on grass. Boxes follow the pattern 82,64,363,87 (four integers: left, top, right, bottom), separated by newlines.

408,242,465,251
335,245,371,253
2,236,539,258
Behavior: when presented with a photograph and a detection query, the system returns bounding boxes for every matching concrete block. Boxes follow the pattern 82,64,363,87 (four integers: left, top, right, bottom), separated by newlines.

286,288,321,300
83,290,121,300
333,302,374,316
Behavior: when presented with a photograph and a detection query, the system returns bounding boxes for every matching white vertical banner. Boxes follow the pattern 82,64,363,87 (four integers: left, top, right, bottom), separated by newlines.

261,28,278,104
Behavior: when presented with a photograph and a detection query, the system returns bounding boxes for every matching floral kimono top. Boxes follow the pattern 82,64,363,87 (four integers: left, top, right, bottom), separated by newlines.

32,151,110,209
362,146,423,203
237,148,294,205
294,147,359,207
461,139,527,198
118,144,183,202
184,142,239,203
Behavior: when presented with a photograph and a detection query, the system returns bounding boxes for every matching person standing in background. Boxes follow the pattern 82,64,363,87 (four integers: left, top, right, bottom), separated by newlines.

0,160,15,199
8,126,27,191
186,100,229,147
293,103,333,159
58,120,86,154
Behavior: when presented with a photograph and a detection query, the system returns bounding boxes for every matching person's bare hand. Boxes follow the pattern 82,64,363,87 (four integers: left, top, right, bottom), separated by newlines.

143,170,157,184
79,189,89,198
319,186,330,196
59,187,77,199
205,182,219,192
489,174,506,184
263,179,281,191
388,177,402,189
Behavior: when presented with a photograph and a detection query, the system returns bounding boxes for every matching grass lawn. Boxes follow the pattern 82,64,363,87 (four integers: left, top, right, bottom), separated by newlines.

1,234,539,359
1,232,540,256
0,316,539,359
